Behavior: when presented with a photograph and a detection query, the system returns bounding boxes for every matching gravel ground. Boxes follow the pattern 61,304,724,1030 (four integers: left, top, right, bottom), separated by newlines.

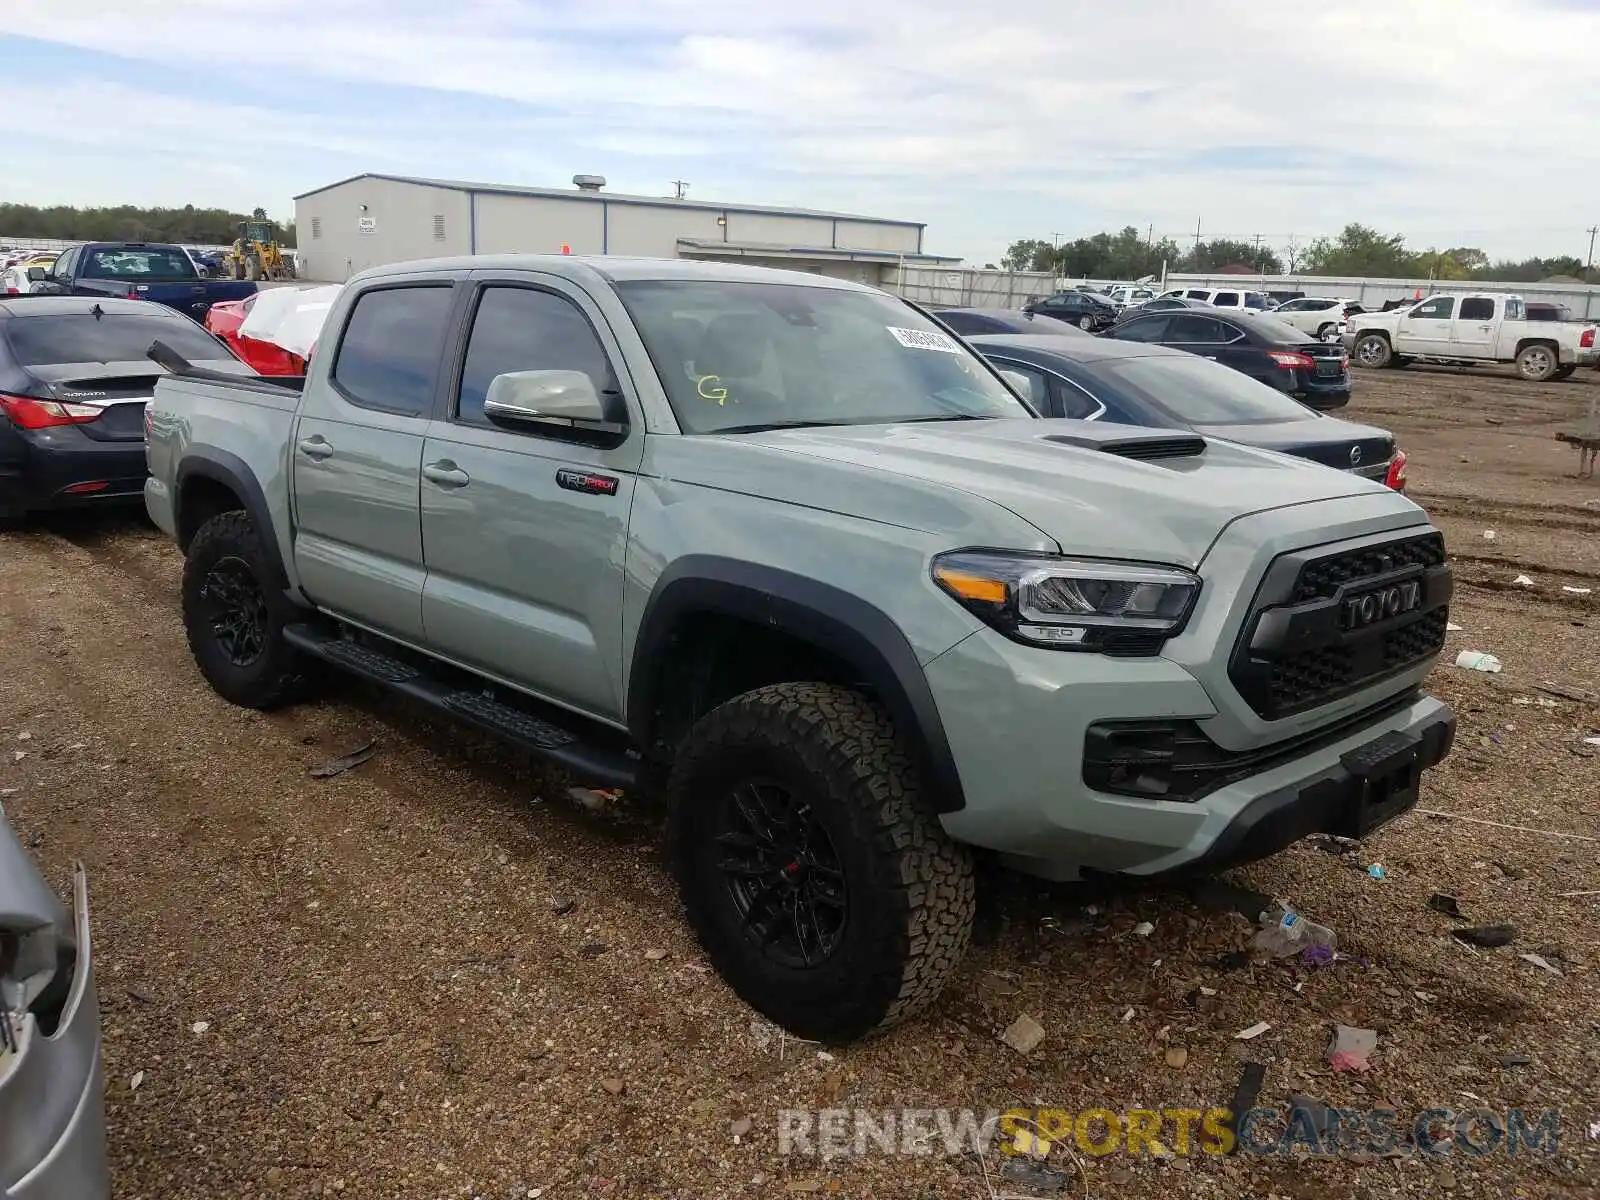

2,362,1598,1199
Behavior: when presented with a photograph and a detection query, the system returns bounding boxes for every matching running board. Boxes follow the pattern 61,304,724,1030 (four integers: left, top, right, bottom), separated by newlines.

283,623,639,789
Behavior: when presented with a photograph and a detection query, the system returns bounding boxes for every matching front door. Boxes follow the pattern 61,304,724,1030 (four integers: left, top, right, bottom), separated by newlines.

419,274,644,722
1450,296,1498,358
1397,295,1456,355
290,279,462,643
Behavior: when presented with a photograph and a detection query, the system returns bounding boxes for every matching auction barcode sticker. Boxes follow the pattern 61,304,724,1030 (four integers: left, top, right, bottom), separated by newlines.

887,326,961,354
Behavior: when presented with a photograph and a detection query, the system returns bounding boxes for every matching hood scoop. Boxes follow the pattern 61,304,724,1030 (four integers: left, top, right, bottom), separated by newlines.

1043,430,1207,461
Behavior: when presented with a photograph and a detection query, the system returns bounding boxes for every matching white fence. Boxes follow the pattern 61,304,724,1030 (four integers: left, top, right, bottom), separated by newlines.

1161,272,1600,318
890,266,1058,308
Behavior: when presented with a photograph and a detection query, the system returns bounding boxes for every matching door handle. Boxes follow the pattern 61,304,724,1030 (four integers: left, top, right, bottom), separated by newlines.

297,436,333,461
423,460,471,489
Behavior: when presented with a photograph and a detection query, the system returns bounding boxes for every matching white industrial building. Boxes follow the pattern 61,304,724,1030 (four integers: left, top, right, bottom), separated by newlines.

294,173,958,285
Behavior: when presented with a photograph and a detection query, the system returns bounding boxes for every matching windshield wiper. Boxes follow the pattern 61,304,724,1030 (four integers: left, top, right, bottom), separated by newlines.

894,413,1000,423
712,419,842,434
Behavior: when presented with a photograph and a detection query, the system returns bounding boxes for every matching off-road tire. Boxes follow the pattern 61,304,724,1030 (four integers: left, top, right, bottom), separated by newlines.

668,682,975,1043
1516,343,1557,382
1353,333,1392,369
181,511,317,709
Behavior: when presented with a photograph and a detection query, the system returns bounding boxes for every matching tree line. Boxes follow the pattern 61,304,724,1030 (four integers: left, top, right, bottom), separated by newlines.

999,223,1585,284
0,202,297,247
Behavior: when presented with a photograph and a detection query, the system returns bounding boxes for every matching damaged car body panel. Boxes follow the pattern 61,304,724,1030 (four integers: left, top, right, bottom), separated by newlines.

1,808,110,1200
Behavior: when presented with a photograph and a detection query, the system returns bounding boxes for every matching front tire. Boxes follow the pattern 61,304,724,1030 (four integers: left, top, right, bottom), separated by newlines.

1516,343,1557,382
668,683,975,1043
181,511,317,709
1353,333,1392,369
1078,315,1095,330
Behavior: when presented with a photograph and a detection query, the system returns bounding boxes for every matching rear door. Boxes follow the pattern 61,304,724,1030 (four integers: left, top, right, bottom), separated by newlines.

291,277,464,643
1397,295,1456,355
1450,296,1498,357
418,273,645,721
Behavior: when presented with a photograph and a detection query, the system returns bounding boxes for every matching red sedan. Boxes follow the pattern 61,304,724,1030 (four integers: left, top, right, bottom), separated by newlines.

206,296,305,376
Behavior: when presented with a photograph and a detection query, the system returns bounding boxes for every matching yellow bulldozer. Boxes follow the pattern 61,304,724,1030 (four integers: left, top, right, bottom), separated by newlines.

224,213,296,282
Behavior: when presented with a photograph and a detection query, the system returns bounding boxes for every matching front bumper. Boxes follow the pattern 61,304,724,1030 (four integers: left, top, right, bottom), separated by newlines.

929,627,1454,881
1,866,111,1200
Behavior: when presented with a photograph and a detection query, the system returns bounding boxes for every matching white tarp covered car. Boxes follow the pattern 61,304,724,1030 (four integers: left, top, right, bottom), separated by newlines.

0,801,109,1198
236,284,342,360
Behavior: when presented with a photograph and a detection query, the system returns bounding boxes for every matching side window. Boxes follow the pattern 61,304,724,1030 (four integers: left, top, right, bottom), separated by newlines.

52,247,78,278
1212,292,1240,307
331,285,455,416
457,286,615,428
1410,296,1455,320
988,358,1052,413
1186,290,1210,300
1053,377,1103,420
1167,314,1227,343
1459,297,1495,321
1115,316,1170,342
1276,300,1303,312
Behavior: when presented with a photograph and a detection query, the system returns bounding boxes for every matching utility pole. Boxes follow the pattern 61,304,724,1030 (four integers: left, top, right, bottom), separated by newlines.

1193,217,1202,253
671,180,690,200
1587,225,1598,282
1050,231,1062,249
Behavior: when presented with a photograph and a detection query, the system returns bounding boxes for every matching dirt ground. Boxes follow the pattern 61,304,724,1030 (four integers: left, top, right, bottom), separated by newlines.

3,362,1598,1200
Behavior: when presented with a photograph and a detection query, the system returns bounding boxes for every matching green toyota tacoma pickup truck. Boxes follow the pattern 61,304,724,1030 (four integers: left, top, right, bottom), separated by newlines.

144,256,1456,1042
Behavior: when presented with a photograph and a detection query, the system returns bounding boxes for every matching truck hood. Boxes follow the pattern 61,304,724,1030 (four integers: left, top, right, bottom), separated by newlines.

712,418,1415,568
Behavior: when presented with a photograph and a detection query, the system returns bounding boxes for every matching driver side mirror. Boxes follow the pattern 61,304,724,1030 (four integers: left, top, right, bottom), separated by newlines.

483,370,623,434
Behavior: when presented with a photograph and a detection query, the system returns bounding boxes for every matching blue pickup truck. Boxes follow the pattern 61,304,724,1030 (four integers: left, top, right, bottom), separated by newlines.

26,242,256,321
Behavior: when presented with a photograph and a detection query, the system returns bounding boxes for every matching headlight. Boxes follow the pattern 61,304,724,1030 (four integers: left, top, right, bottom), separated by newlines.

932,550,1200,654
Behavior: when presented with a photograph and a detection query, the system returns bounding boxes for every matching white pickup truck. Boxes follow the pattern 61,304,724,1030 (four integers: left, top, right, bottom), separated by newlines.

1344,292,1599,381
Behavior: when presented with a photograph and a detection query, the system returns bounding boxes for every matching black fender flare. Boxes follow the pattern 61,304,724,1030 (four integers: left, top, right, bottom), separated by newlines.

628,556,966,813
173,447,289,590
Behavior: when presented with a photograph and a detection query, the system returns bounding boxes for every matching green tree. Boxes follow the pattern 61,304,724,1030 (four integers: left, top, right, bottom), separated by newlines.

1000,238,1058,273
1297,224,1416,276
1178,238,1283,275
0,202,289,246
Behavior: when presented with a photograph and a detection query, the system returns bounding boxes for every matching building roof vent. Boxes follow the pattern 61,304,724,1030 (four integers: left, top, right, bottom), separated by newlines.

572,174,606,192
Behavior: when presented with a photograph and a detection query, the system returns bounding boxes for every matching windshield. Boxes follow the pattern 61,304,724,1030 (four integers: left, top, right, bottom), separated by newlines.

5,311,231,367
615,280,1031,433
1087,353,1315,426
81,247,197,280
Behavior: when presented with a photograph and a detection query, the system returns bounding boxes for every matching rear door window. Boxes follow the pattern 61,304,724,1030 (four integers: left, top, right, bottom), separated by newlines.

331,284,455,416
1212,292,1240,307
1458,298,1495,321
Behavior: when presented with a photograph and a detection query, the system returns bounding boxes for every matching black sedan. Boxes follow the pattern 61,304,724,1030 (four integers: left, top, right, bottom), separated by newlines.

1111,295,1214,325
1104,307,1352,409
929,307,1079,336
0,296,251,524
1022,290,1118,332
969,333,1407,490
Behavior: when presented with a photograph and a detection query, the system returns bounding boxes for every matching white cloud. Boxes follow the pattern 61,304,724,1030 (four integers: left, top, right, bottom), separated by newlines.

2,0,1598,264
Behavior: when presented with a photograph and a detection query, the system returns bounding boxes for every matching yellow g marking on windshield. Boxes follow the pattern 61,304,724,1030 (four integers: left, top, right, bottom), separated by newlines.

696,374,729,405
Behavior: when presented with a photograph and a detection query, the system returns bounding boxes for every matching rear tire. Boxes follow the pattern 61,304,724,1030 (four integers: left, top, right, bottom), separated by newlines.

1353,333,1392,369
181,511,318,709
1516,343,1557,382
668,682,975,1043
1316,322,1338,341
1077,315,1095,330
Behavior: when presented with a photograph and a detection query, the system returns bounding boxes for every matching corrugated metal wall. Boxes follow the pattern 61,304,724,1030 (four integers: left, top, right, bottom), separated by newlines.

888,266,1057,307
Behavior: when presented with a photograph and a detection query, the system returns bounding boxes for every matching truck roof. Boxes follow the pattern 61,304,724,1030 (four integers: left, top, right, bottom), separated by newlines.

353,254,879,293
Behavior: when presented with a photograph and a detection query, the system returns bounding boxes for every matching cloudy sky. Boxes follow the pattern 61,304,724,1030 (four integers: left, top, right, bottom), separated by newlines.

1,0,1596,265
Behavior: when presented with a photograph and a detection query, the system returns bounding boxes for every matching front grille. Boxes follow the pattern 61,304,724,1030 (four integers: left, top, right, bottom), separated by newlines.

1291,532,1445,603
1230,532,1452,720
